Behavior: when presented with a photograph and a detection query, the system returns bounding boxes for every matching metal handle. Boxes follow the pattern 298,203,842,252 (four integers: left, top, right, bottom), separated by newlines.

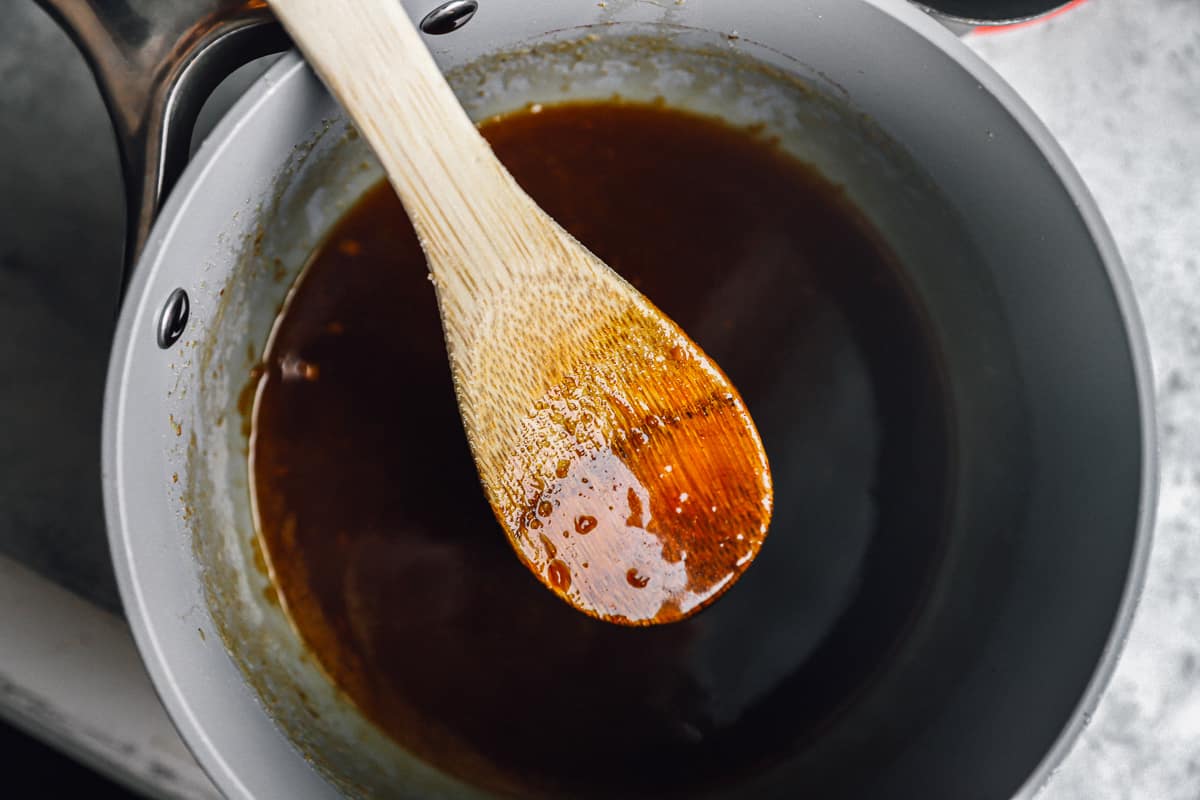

33,0,290,287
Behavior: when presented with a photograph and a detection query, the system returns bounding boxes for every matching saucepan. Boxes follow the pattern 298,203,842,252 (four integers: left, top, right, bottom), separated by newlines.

37,0,1153,797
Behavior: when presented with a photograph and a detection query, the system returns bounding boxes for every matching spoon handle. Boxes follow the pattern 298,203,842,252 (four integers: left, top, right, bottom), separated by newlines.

269,0,550,306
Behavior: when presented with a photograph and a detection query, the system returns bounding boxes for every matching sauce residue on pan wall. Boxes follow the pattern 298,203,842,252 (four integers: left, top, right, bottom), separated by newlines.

249,101,952,797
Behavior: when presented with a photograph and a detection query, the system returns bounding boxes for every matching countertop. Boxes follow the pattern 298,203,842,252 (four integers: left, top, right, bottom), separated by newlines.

0,0,1196,797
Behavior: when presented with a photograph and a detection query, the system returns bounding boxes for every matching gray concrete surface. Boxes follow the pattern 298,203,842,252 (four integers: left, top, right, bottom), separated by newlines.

1,2,125,612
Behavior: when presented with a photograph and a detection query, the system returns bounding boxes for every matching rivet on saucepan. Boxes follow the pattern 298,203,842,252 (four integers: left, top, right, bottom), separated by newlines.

419,0,478,35
157,288,190,349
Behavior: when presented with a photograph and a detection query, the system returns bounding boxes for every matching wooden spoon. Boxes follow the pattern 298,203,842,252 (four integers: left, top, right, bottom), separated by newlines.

268,0,773,625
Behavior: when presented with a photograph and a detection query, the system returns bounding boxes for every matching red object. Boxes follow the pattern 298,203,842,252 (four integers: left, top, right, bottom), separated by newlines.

971,0,1090,34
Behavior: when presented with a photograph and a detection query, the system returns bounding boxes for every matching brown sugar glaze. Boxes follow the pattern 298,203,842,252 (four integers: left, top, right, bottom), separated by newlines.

250,101,952,797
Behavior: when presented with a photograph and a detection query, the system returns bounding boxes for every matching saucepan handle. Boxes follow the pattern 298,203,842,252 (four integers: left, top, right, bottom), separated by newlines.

32,0,290,291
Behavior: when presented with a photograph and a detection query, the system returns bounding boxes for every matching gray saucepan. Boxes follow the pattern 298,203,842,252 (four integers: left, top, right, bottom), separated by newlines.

39,0,1154,797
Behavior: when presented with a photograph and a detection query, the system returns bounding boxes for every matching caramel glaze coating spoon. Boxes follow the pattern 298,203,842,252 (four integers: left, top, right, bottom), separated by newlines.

268,0,773,625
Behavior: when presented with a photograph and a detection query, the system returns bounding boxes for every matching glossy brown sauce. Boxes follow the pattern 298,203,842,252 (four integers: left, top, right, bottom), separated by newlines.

251,101,952,797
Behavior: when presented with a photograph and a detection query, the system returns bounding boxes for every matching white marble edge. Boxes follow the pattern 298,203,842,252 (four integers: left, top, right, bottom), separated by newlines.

0,555,217,798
